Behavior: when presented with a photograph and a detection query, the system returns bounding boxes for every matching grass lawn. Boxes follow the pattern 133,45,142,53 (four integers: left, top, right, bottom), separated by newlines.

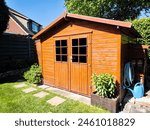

0,82,109,113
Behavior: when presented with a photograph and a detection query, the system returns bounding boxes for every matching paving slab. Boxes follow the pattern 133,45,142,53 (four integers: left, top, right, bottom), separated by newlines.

46,87,91,105
22,87,37,93
14,83,26,88
33,91,49,98
38,85,49,89
47,96,66,106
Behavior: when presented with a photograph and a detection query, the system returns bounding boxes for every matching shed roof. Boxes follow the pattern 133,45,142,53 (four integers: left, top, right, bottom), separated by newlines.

32,13,140,39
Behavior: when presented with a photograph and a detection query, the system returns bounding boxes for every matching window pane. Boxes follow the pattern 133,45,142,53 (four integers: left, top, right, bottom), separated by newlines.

61,40,67,47
72,39,78,46
79,47,87,54
79,56,87,63
79,38,86,46
62,47,67,54
72,56,78,62
56,55,61,61
56,48,60,54
32,22,39,33
55,40,60,47
72,47,78,54
62,56,67,62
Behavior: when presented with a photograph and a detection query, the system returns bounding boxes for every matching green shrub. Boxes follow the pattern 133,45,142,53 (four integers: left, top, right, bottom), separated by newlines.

24,64,42,84
132,18,150,45
132,18,150,57
92,73,116,98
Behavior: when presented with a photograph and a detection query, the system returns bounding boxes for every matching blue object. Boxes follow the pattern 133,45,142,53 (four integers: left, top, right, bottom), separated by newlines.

127,82,144,98
123,62,144,99
123,62,134,89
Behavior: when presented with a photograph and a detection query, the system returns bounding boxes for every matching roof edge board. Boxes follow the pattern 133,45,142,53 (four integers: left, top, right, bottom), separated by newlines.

66,13,132,28
32,13,135,39
32,13,66,39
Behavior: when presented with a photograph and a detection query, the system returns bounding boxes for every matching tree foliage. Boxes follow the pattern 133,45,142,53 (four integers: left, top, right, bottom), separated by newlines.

65,0,150,20
0,0,9,35
132,18,150,45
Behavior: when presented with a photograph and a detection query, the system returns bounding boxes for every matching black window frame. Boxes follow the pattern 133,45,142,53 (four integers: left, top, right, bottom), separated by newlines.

72,38,87,63
55,40,68,62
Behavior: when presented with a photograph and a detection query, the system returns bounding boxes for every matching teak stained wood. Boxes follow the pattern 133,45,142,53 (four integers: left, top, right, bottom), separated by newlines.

70,34,91,96
53,34,91,96
55,62,69,90
35,17,129,97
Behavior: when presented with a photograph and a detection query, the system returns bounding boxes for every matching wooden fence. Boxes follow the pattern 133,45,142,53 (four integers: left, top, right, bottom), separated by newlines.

0,33,37,72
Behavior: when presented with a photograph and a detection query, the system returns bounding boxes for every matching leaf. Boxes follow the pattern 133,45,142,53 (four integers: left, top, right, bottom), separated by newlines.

92,73,116,98
64,0,149,20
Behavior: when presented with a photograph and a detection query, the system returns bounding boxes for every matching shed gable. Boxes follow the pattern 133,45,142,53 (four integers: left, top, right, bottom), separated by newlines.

37,17,121,95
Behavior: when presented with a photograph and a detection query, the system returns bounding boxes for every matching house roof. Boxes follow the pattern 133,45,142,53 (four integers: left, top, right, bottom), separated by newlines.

9,7,29,20
10,13,34,35
32,13,140,39
8,8,42,35
9,8,42,26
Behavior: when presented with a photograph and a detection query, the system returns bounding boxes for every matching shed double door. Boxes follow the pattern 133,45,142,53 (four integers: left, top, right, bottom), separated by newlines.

54,34,91,96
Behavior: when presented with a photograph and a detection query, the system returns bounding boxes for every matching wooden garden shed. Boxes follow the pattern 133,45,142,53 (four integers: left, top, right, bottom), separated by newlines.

33,13,141,97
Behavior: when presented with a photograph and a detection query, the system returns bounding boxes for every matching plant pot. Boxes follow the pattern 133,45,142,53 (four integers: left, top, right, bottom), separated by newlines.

91,93,119,113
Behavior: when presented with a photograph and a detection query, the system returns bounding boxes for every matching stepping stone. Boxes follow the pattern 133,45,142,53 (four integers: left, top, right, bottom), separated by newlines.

38,85,49,89
22,87,37,93
15,83,26,88
33,91,49,98
32,84,37,87
47,96,66,106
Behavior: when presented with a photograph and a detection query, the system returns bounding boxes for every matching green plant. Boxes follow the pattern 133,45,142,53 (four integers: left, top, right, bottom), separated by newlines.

132,18,150,45
0,82,109,113
65,0,149,21
132,18,150,57
24,64,42,84
0,0,9,35
92,73,116,98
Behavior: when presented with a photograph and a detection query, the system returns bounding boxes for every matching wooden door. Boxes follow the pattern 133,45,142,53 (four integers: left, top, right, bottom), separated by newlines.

54,34,91,96
54,38,69,90
70,35,91,96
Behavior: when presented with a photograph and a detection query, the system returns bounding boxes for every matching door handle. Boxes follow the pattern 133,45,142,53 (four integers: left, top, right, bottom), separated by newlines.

70,56,72,61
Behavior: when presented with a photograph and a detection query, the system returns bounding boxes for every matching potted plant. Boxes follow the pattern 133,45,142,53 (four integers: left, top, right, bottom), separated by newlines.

91,73,119,113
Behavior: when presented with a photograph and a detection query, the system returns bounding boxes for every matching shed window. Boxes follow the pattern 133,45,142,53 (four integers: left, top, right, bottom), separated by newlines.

56,40,60,47
72,38,87,63
61,40,67,46
79,38,86,45
72,47,78,54
72,39,78,46
72,56,78,62
55,40,68,62
80,56,87,63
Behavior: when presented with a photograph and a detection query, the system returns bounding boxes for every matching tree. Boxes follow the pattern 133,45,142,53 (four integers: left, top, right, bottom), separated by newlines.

0,0,9,35
65,0,150,21
132,18,150,57
132,18,150,45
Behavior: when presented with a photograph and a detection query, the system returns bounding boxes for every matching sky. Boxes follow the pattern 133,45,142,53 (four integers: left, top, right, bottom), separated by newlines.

5,0,149,28
5,0,66,27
